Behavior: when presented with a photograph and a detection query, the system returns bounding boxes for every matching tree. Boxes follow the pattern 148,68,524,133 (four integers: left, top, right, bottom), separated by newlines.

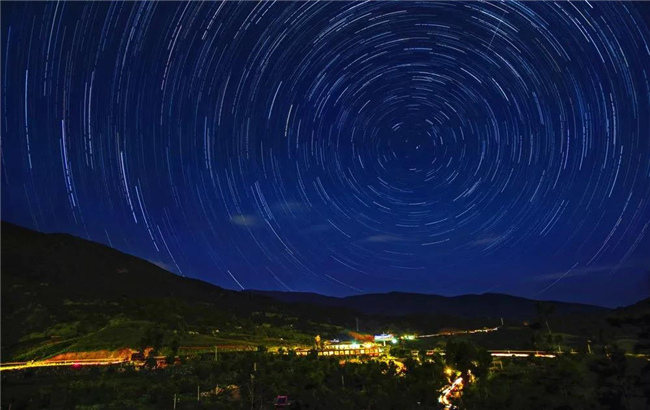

535,302,555,334
169,336,180,356
445,340,492,379
139,325,165,355
463,356,596,409
144,350,157,369
589,344,632,409
607,290,650,407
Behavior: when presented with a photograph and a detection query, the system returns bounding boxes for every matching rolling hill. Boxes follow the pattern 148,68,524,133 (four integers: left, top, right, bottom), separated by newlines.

252,290,608,320
1,221,634,361
2,220,606,320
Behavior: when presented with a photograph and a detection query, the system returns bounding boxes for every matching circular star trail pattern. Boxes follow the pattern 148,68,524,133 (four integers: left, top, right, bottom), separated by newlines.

2,1,650,306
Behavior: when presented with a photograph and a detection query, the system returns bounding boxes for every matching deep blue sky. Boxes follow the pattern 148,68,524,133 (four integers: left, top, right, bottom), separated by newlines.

2,1,649,308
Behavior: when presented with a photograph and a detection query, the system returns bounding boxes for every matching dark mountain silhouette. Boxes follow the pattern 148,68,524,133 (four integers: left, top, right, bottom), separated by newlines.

1,221,240,303
252,290,608,321
1,222,647,410
3,221,644,362
2,221,606,322
1,221,291,356
610,294,650,318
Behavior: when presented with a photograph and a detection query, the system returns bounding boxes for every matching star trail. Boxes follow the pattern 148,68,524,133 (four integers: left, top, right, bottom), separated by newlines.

2,1,650,308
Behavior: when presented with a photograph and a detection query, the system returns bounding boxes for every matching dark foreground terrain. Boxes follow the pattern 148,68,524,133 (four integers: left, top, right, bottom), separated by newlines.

2,344,649,410
2,222,649,409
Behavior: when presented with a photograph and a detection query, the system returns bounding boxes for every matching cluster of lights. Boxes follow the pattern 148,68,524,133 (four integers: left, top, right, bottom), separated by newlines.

374,334,394,342
349,342,375,349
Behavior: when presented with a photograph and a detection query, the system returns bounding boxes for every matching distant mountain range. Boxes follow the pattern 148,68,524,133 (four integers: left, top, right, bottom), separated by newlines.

252,290,608,321
2,221,608,321
3,221,647,362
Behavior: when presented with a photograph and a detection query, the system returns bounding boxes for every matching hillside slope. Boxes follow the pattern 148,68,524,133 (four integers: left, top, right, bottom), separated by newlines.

0,222,339,359
253,289,608,320
1,221,240,302
2,221,632,361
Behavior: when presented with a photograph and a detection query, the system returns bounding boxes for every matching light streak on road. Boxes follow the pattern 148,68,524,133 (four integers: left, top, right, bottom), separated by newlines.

438,376,463,409
418,327,499,338
0,358,128,372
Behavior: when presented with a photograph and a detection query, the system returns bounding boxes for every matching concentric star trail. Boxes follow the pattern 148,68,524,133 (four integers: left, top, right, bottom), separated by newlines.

2,1,649,307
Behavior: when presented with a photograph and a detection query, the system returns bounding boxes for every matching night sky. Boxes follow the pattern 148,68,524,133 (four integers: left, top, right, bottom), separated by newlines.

2,1,650,308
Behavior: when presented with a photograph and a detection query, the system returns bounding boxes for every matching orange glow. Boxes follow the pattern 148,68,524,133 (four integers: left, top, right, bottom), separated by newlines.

348,331,375,342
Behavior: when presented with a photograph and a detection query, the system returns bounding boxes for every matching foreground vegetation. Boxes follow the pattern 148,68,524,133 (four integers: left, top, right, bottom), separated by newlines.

2,341,649,410
2,222,649,408
2,221,644,363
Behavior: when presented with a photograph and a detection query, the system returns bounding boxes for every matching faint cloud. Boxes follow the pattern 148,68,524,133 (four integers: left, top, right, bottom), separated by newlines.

469,236,504,246
362,234,403,243
531,259,648,281
533,264,624,282
231,214,258,227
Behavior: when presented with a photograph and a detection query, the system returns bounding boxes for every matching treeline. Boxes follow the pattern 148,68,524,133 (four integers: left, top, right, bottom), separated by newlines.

5,339,649,409
463,346,649,409
3,338,498,410
3,350,450,409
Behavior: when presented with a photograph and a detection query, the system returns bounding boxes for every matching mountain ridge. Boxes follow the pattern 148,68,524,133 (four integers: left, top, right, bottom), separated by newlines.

1,221,610,319
1,220,609,321
3,220,646,362
251,289,608,320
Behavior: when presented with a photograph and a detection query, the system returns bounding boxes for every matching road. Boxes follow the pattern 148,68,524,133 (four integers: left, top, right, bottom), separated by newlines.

0,343,266,372
0,358,129,371
0,348,559,372
438,376,463,409
419,326,500,338
489,350,557,358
